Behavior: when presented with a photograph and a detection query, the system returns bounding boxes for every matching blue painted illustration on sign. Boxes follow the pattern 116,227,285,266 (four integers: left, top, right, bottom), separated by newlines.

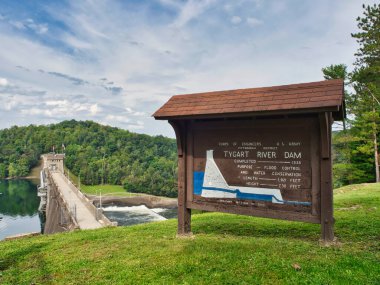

193,150,311,206
193,171,204,196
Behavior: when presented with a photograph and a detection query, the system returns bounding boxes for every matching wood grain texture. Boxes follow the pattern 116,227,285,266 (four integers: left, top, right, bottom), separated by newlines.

170,120,192,235
319,112,334,241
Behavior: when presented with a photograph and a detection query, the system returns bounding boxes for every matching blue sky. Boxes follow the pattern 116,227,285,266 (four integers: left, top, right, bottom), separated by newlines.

0,0,376,137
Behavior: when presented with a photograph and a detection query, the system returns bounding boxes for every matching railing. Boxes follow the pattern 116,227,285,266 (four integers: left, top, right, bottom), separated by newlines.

66,175,116,226
50,168,116,227
46,170,79,230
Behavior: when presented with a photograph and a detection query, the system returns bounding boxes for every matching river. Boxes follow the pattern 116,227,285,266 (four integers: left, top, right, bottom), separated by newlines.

0,179,43,240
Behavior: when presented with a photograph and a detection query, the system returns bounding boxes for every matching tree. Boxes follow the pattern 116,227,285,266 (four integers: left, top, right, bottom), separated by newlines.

0,163,7,178
351,3,380,182
322,64,350,130
8,163,17,177
322,64,357,187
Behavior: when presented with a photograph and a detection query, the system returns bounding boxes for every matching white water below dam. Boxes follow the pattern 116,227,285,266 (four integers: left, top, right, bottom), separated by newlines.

102,205,177,226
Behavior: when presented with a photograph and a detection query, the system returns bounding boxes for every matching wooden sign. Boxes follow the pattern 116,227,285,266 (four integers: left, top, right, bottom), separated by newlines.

192,119,316,217
154,80,344,242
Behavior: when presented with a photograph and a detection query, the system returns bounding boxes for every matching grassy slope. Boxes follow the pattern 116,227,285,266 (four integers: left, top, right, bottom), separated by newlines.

80,184,136,197
0,184,379,285
63,167,135,197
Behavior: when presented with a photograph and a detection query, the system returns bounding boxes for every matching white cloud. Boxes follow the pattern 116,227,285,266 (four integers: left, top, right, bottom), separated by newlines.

125,107,146,116
9,18,48,34
46,100,68,107
4,98,18,111
246,17,262,27
105,114,130,124
132,111,146,116
158,0,181,9
36,24,48,34
62,34,93,50
127,120,145,130
223,4,233,12
231,16,242,24
0,77,8,86
9,21,25,30
90,104,99,115
24,108,53,117
172,0,216,27
25,19,48,34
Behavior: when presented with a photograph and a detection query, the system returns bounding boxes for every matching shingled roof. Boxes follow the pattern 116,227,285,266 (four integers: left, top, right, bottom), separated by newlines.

153,79,345,120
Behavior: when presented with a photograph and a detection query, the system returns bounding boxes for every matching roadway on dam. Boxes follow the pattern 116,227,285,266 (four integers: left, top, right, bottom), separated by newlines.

51,172,103,229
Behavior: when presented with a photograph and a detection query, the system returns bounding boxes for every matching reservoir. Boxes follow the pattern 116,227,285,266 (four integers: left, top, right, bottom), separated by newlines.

0,179,42,240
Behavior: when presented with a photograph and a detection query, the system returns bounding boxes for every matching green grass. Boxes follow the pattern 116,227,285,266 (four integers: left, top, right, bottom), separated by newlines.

0,183,379,284
62,167,135,197
80,184,137,197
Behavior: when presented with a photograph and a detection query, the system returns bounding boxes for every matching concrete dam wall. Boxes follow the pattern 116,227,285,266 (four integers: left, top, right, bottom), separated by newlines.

43,170,79,234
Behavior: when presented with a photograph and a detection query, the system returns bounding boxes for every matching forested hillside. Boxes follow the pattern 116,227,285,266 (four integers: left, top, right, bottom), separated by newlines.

0,120,178,197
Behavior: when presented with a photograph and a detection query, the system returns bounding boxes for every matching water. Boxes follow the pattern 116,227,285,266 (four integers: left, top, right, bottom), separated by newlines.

0,179,177,238
0,179,42,240
103,205,177,226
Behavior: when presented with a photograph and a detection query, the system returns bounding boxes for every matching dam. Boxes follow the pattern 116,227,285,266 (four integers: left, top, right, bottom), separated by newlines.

38,153,116,234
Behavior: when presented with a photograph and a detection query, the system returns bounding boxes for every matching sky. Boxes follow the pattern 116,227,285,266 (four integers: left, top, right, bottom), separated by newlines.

0,0,377,138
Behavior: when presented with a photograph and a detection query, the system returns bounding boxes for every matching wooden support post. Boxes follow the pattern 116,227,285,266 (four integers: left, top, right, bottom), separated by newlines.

319,112,334,242
169,120,192,235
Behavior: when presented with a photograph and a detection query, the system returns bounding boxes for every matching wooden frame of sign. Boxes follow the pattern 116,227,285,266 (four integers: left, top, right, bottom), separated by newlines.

154,80,344,242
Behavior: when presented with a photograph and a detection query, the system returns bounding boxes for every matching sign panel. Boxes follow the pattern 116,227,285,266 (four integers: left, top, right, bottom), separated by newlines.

191,119,319,216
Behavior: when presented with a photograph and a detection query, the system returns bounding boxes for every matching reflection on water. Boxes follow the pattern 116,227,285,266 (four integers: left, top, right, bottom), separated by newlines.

103,205,177,226
0,179,42,240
